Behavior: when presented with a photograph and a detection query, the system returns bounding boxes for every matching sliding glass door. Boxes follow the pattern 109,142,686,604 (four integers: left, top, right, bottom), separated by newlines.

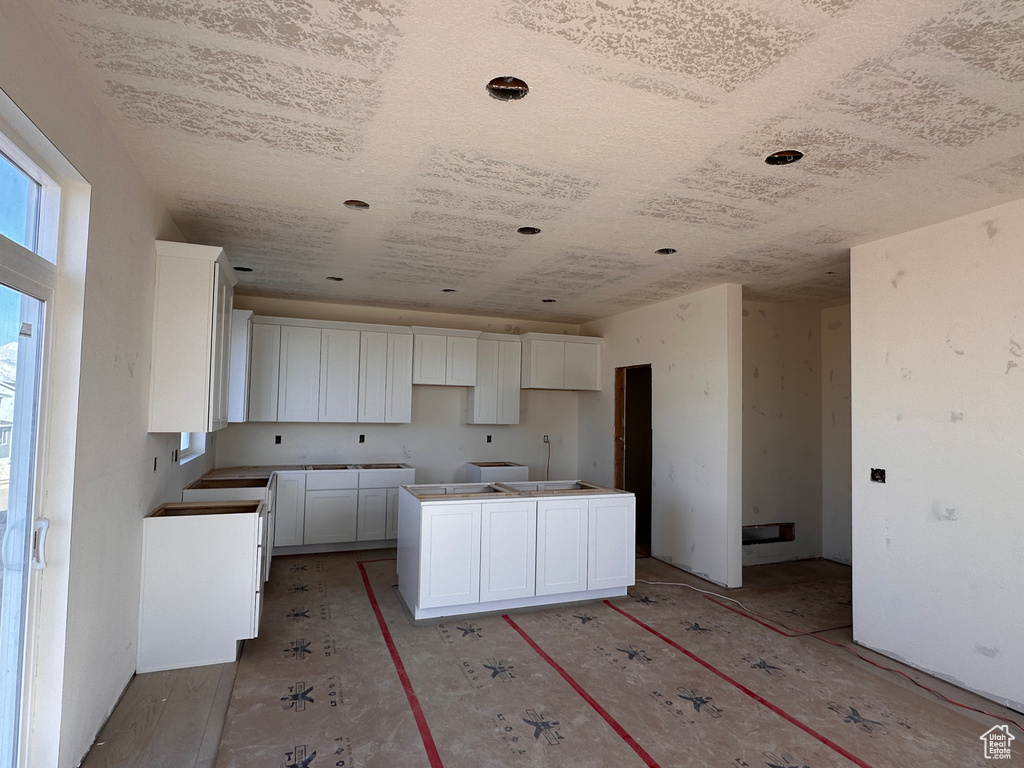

0,147,49,768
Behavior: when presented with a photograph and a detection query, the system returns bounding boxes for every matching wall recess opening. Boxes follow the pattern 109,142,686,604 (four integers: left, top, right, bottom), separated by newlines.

233,266,253,272
486,76,529,101
344,199,369,210
442,288,457,293
541,298,556,303
655,248,676,255
517,226,541,235
742,522,795,545
765,150,803,166
326,276,344,281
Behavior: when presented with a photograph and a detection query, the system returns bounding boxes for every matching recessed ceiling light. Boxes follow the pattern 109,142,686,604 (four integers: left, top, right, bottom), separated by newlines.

541,298,556,303
655,248,677,255
344,199,369,210
326,276,344,281
765,150,804,166
517,226,541,235
233,266,253,272
486,76,529,101
442,288,457,293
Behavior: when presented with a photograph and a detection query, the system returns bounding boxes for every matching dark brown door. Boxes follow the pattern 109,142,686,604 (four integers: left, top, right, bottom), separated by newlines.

615,365,652,556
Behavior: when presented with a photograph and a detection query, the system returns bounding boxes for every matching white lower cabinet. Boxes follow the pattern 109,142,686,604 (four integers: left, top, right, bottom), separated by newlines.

357,487,388,541
536,498,589,596
480,501,536,602
588,496,636,590
419,503,482,609
138,501,265,672
304,489,358,544
398,489,635,620
273,472,306,547
385,487,400,539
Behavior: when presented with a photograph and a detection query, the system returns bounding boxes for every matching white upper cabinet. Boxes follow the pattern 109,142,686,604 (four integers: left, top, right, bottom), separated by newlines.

519,332,602,390
359,330,413,423
277,325,321,422
247,323,281,421
467,333,521,425
227,309,253,423
148,240,236,433
412,327,480,386
319,328,360,423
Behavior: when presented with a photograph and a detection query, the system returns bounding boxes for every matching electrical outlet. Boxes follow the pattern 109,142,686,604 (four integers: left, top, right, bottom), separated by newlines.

359,434,365,443
543,434,549,443
870,468,886,483
275,435,282,444
486,435,492,443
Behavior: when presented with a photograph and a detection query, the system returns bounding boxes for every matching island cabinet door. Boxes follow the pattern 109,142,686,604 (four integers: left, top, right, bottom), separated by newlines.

480,501,537,602
419,503,481,609
536,498,588,595
588,496,636,590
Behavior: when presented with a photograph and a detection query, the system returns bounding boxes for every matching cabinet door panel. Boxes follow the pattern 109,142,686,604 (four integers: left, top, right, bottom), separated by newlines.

273,472,305,547
385,333,413,423
529,339,565,389
209,264,233,431
319,329,360,422
536,499,588,595
248,324,281,422
357,487,388,541
304,489,358,544
496,340,521,424
564,341,600,391
446,335,477,386
385,487,399,539
358,331,388,422
588,496,635,590
480,501,536,601
278,325,322,422
420,503,481,608
413,333,447,385
467,339,498,424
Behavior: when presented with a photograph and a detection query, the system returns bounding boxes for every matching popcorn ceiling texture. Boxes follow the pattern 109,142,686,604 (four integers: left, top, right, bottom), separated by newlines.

36,0,1024,321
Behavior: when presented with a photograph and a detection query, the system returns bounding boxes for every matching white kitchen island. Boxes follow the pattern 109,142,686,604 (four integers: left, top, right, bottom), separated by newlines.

397,481,635,621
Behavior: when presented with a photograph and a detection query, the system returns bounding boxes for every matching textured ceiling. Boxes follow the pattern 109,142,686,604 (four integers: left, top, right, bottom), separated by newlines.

36,0,1024,323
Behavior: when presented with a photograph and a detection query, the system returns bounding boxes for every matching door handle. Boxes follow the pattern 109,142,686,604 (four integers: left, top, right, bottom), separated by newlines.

32,518,50,570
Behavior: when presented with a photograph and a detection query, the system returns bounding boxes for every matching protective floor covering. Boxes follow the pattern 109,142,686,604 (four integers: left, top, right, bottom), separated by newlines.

217,552,1023,768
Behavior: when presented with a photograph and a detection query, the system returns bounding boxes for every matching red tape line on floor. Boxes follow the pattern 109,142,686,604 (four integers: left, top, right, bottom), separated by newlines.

503,614,662,768
605,600,875,768
357,562,444,768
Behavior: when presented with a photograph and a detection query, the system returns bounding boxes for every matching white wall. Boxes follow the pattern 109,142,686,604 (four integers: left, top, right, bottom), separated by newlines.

741,302,822,566
1,3,215,765
821,305,851,564
580,284,743,588
220,297,583,481
851,198,1024,712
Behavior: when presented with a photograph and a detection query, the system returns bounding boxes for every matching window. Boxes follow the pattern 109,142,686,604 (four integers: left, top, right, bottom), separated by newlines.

179,431,206,464
0,150,41,252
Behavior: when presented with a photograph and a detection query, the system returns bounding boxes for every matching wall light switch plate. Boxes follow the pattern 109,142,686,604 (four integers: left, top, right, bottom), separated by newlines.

870,468,886,483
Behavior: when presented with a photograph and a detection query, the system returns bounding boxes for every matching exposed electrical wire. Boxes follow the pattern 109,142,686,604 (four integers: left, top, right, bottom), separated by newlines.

635,578,1024,733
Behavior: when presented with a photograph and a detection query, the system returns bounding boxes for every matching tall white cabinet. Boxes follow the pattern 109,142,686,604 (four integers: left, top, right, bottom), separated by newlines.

148,240,236,433
467,333,521,424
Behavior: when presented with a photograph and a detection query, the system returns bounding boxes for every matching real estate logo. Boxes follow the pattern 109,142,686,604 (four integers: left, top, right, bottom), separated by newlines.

980,724,1015,760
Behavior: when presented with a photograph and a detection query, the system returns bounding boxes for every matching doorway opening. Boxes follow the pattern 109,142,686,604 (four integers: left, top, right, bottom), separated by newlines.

615,365,652,557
